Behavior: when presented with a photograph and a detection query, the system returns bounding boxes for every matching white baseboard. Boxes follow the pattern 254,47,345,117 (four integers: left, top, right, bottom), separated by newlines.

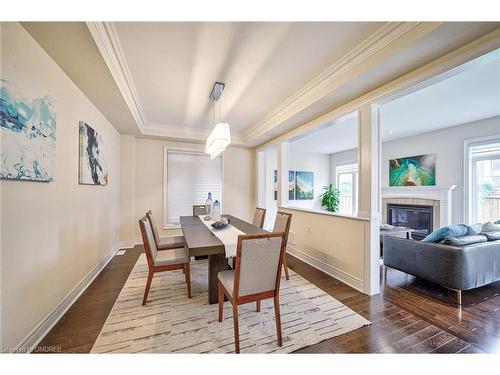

286,245,365,293
15,242,124,353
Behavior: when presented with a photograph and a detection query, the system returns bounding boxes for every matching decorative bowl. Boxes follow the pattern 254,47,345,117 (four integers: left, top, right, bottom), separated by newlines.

211,218,230,230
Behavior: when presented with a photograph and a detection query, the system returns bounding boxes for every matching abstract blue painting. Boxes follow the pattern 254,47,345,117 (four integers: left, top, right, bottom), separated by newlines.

295,171,314,200
79,122,108,185
0,80,57,182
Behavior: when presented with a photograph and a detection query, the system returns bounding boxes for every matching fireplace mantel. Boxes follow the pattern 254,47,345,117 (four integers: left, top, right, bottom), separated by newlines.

381,185,457,226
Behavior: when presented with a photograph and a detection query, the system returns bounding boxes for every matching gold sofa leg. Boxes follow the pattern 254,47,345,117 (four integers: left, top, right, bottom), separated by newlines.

456,289,462,305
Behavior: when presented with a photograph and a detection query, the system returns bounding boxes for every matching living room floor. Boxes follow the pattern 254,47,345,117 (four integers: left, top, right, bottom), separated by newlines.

35,246,500,354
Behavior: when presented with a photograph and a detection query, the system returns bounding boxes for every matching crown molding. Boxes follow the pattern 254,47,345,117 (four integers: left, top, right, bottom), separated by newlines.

141,123,246,146
243,22,442,144
86,22,148,131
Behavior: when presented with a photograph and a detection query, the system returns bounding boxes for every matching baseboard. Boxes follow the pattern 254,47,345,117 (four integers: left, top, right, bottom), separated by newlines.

286,245,365,293
15,242,123,353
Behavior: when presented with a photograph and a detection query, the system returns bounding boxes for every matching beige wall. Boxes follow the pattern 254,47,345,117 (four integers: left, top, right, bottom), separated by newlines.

120,137,256,243
1,23,121,348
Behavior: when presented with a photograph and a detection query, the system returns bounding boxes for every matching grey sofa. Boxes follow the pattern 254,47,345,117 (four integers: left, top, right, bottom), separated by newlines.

383,235,500,304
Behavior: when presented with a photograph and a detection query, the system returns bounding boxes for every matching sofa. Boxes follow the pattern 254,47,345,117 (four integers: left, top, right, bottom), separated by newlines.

383,234,500,305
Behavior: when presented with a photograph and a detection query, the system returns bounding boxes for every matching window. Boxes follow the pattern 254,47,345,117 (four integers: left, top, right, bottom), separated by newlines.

336,163,358,215
165,149,222,226
467,138,500,223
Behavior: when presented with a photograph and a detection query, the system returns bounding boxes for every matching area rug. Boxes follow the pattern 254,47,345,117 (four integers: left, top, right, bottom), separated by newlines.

91,254,370,353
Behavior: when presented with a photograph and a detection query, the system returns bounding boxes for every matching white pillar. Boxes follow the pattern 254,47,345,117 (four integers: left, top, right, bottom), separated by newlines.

277,142,290,208
358,105,381,295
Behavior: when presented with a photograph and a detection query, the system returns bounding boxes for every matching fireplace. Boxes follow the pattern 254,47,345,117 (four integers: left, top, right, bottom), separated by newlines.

387,204,433,240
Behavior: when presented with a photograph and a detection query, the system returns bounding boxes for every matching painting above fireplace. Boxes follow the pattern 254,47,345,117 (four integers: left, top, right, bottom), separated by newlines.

389,154,436,186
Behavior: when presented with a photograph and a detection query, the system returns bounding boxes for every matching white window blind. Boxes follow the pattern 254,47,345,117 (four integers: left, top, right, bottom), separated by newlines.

166,150,222,225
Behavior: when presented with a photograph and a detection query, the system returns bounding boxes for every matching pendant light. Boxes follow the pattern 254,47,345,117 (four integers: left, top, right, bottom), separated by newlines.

206,82,231,159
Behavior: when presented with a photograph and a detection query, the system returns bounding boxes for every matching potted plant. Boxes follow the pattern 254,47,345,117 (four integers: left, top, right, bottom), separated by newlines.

320,184,340,212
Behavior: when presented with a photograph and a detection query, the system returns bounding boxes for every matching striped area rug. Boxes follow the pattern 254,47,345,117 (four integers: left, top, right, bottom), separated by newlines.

91,254,370,353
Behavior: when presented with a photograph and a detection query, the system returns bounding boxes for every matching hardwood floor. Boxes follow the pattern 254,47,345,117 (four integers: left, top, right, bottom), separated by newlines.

35,246,500,353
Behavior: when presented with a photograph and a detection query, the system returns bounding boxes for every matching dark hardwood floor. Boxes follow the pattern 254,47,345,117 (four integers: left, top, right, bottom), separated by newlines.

35,246,500,354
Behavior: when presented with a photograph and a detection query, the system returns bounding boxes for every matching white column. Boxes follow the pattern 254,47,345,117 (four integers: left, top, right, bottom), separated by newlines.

277,142,290,208
358,105,381,295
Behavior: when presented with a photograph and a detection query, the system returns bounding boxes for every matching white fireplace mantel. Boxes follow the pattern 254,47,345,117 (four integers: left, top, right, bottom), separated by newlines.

381,185,457,226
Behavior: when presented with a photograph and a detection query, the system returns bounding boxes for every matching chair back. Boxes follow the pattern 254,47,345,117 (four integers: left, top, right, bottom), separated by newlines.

139,216,157,270
193,204,207,216
252,207,266,228
146,210,160,247
273,211,292,246
234,233,285,298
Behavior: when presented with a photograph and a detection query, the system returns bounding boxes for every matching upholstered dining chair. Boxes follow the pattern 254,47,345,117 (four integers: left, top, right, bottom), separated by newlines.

193,204,207,216
272,211,292,280
252,207,266,228
139,216,191,305
217,232,286,353
146,210,185,251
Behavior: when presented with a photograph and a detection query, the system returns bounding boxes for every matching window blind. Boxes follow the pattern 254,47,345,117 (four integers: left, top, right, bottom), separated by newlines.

166,150,222,225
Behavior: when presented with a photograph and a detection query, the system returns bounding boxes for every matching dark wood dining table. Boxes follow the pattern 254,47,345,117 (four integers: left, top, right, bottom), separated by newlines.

179,214,267,304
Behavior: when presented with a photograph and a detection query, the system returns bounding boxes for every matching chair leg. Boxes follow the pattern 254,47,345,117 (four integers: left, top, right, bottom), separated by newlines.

274,295,283,347
142,271,154,306
283,254,290,280
218,282,224,322
256,300,261,312
233,304,240,354
185,263,192,299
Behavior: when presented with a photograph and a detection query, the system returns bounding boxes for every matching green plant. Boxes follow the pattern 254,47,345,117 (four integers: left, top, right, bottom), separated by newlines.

320,184,340,212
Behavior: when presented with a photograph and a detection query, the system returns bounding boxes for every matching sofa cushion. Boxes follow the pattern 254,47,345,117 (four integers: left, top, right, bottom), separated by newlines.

481,221,500,232
442,235,488,246
422,224,468,243
465,223,482,235
483,231,500,241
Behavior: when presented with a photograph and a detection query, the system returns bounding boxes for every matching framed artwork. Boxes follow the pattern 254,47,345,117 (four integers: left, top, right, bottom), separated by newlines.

0,80,56,182
79,121,108,185
288,170,296,200
273,169,278,200
389,154,436,186
295,171,314,200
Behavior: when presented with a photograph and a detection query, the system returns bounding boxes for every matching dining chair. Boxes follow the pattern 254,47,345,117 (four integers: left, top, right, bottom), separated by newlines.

273,211,292,280
139,216,191,305
252,207,266,228
217,232,286,353
193,204,207,216
146,210,185,250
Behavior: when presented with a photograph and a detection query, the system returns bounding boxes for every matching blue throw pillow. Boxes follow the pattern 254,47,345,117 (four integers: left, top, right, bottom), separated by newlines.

422,224,468,243
495,220,500,225
465,223,482,235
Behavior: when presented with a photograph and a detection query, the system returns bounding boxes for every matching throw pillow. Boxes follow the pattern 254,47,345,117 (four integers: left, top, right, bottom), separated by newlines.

481,222,500,233
483,231,500,241
465,223,482,235
495,220,500,225
422,224,468,243
442,235,488,246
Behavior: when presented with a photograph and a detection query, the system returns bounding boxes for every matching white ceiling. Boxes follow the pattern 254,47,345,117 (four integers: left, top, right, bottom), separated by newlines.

114,22,385,135
290,49,500,154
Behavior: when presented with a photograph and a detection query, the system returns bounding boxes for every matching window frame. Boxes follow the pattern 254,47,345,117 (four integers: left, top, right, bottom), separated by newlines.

163,146,224,229
335,161,359,216
464,135,500,224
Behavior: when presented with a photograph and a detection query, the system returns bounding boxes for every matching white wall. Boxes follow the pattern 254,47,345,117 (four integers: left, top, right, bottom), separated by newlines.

327,116,500,224
1,23,121,348
381,116,500,224
288,150,330,210
120,137,256,243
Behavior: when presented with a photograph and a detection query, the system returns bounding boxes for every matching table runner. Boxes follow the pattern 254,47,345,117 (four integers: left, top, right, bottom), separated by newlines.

197,215,245,258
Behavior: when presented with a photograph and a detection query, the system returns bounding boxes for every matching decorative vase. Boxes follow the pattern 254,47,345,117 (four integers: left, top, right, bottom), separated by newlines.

212,200,221,221
204,192,213,220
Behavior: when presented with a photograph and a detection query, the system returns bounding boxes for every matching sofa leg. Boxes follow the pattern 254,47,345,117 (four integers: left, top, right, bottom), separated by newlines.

383,266,387,285
456,289,462,305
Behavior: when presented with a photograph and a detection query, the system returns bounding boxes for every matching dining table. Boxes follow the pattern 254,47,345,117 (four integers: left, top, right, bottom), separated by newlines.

179,214,267,304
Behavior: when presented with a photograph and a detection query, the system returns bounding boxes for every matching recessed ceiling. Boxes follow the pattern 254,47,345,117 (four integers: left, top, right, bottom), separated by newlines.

114,22,385,135
290,50,500,154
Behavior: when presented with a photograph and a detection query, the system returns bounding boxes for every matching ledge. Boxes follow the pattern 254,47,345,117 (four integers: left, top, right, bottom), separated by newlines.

279,206,370,222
